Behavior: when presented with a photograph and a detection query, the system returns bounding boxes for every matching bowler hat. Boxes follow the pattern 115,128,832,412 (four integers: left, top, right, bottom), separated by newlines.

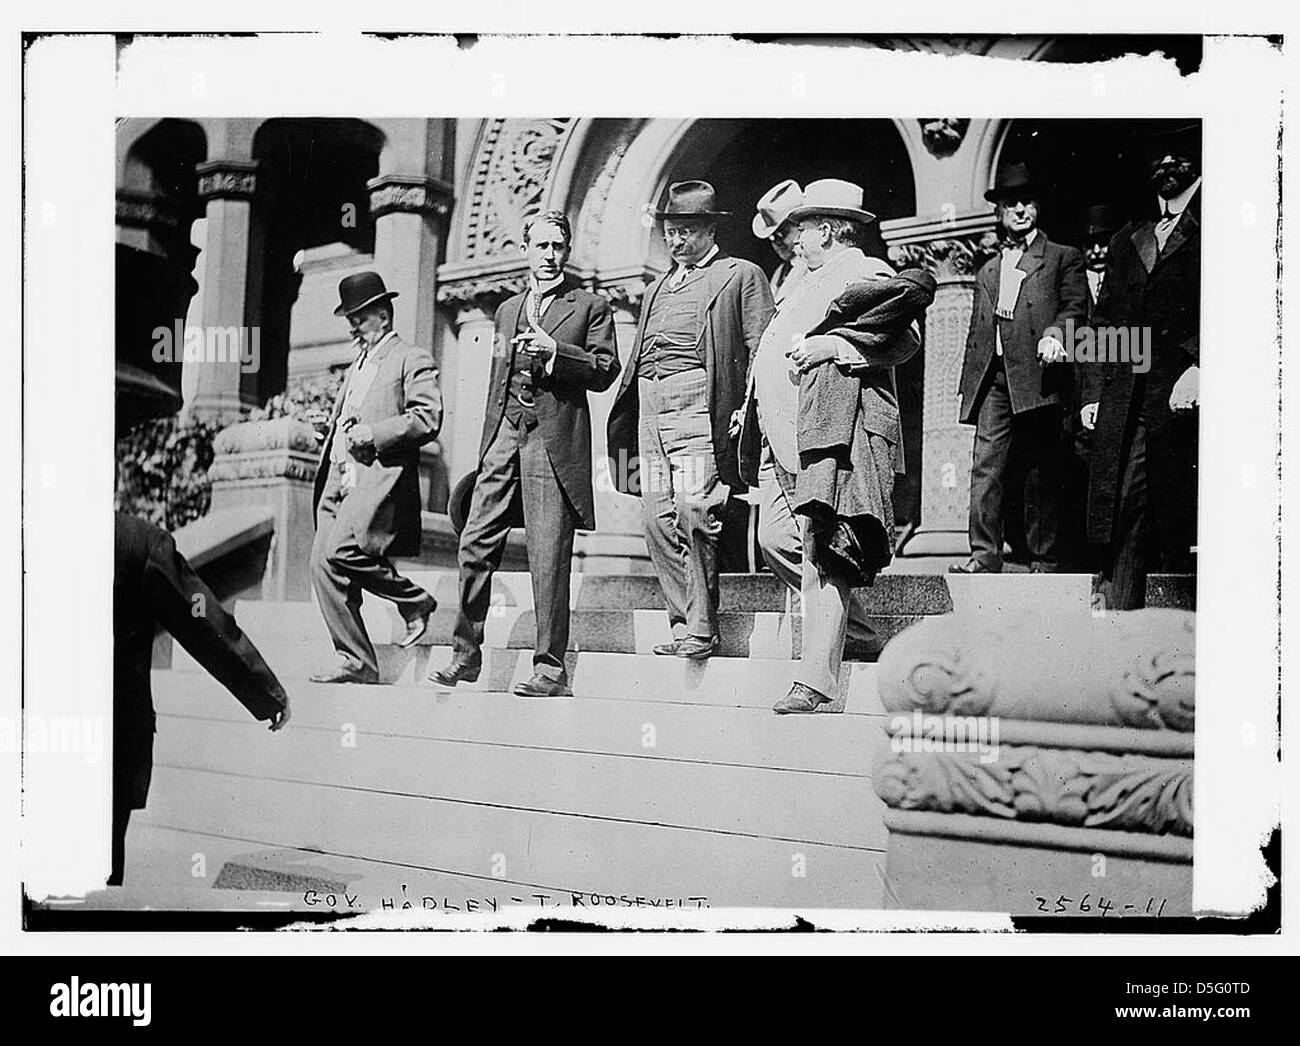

984,163,1045,204
654,180,731,221
334,271,400,317
448,470,524,536
752,179,804,239
1080,204,1120,241
785,179,877,225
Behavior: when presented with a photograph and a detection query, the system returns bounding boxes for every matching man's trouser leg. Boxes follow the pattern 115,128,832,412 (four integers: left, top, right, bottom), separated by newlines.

311,469,378,675
518,419,577,680
655,370,727,639
762,453,876,643
967,364,1014,568
1020,404,1066,570
452,418,524,668
1107,414,1150,611
637,376,690,641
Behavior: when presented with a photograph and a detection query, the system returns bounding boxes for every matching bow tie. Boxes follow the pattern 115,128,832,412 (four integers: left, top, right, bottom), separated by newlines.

1000,237,1029,253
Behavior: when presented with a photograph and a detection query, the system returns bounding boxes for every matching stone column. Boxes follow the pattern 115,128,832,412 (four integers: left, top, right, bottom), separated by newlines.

883,214,999,556
189,158,264,420
367,173,453,350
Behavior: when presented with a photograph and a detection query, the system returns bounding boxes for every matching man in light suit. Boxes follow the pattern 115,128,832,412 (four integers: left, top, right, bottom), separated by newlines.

309,271,443,684
432,211,620,697
606,180,775,659
951,164,1088,574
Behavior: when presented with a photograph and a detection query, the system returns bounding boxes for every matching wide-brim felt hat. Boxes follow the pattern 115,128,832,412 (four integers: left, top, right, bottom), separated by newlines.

334,270,400,316
1081,204,1121,240
984,162,1046,203
785,178,877,225
449,470,524,536
654,180,732,220
752,179,804,239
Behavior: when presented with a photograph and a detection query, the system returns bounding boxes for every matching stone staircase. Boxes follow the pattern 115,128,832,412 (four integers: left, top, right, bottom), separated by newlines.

132,568,1191,914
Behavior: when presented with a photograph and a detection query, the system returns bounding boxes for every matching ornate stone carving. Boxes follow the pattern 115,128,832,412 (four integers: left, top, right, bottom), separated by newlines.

889,231,999,279
1111,612,1197,731
874,746,1193,836
116,190,180,231
462,117,576,260
196,159,259,201
436,269,530,315
592,276,652,316
575,122,640,261
208,417,320,484
918,118,971,158
368,174,453,220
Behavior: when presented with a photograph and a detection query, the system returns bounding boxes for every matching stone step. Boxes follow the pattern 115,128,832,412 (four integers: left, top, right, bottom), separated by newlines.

150,705,888,851
225,599,923,660
170,642,885,712
141,765,885,908
153,670,891,774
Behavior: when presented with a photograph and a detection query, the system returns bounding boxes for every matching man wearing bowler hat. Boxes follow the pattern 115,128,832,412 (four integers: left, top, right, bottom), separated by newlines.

951,163,1088,574
431,210,620,697
307,271,443,684
606,180,775,659
1083,124,1202,609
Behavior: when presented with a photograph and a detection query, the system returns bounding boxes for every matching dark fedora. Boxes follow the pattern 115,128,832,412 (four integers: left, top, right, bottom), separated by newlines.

448,471,524,536
654,180,732,221
1140,121,1201,164
1080,204,1120,241
334,270,400,317
984,162,1046,204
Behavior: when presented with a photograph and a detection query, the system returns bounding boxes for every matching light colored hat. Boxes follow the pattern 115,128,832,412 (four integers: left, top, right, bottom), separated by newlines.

785,178,877,225
752,179,804,239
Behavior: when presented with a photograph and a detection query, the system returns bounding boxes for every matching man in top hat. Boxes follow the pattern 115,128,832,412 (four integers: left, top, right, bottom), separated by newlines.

753,179,808,303
1083,124,1202,609
737,179,927,713
951,163,1088,574
606,180,775,659
308,271,443,684
431,210,620,697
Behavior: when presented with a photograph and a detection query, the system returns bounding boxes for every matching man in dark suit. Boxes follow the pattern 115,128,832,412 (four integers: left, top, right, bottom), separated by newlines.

951,164,1088,574
432,211,620,697
1083,125,1201,609
308,271,443,684
606,181,775,659
113,512,289,885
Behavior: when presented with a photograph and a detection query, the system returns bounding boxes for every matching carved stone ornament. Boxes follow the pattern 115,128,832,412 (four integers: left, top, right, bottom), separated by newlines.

116,190,180,231
436,270,531,315
368,175,453,220
208,417,320,484
874,746,1193,836
195,160,259,201
889,231,999,279
918,118,971,158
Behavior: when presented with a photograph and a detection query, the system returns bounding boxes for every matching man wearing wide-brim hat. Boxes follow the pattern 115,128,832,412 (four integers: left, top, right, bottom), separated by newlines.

1082,122,1202,609
307,270,444,684
736,178,933,714
606,180,775,660
951,163,1089,575
752,178,808,303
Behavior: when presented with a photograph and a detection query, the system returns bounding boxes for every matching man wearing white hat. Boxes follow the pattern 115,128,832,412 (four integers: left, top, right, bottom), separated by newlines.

738,179,924,714
752,179,808,303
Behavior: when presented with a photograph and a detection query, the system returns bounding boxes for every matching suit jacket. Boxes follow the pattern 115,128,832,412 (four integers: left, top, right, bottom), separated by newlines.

482,280,620,530
607,252,775,493
113,513,287,810
312,334,442,558
1086,191,1201,545
958,232,1088,422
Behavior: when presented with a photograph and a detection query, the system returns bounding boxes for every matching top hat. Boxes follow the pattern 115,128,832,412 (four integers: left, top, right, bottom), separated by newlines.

654,180,732,221
1140,121,1201,164
1080,204,1120,241
984,162,1046,204
785,179,877,225
752,179,804,239
334,271,400,317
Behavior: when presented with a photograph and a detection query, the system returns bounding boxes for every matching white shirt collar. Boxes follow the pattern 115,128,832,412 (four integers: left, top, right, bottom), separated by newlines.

1005,227,1039,252
1159,177,1201,218
676,244,719,273
358,329,397,359
531,274,566,297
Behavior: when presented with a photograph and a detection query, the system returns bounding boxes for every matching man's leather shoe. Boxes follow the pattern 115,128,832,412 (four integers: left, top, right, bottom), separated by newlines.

512,673,572,698
676,634,720,660
653,639,683,656
772,682,832,715
948,559,1001,574
429,660,480,687
310,664,380,685
398,596,437,648
1029,562,1060,574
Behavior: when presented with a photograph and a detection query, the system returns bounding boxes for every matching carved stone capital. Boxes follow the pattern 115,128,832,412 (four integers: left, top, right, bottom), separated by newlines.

209,417,320,484
436,268,530,316
874,745,1193,836
889,231,999,279
367,174,454,220
116,189,181,231
196,159,259,201
593,275,652,315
